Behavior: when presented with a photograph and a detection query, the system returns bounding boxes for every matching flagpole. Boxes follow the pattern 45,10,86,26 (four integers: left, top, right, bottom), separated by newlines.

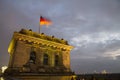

39,16,41,34
39,24,40,34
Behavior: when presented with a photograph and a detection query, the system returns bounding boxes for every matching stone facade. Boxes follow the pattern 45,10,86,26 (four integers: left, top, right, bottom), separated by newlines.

5,29,75,80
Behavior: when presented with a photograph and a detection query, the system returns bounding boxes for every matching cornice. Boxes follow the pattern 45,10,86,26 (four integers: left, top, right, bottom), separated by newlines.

14,32,73,51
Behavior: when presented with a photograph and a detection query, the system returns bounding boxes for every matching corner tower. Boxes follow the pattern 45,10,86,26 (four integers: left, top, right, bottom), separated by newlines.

7,29,73,74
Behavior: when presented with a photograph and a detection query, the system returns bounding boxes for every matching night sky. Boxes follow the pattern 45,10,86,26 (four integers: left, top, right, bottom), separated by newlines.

0,0,120,74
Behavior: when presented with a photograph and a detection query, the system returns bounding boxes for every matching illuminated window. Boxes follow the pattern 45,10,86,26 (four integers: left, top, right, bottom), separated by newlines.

55,55,59,66
43,54,49,65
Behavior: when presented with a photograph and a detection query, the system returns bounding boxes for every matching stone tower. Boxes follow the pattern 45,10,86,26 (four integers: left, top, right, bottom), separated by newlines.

6,29,75,80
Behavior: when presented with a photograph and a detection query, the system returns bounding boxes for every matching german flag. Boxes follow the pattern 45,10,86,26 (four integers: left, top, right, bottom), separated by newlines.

40,16,52,26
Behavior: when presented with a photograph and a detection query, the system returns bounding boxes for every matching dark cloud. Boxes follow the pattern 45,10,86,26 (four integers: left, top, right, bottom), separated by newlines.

1,0,120,73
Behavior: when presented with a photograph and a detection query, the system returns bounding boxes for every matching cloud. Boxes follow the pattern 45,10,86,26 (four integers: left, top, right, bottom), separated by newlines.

103,49,120,60
70,32,120,47
70,32,120,62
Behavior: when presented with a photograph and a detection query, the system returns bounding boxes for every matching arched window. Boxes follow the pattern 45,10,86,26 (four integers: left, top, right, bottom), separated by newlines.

29,51,36,64
55,55,59,66
43,54,49,65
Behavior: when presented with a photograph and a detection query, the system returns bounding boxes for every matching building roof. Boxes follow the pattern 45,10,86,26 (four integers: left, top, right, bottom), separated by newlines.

19,29,68,45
